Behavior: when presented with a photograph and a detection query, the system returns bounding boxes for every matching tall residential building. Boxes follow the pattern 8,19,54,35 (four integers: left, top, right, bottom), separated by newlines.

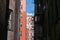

20,0,27,40
20,0,34,40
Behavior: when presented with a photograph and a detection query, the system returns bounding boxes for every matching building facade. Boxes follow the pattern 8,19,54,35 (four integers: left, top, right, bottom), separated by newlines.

20,0,34,40
20,0,27,40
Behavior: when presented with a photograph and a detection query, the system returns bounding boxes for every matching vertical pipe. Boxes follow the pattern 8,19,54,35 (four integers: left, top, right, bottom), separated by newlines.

14,0,20,40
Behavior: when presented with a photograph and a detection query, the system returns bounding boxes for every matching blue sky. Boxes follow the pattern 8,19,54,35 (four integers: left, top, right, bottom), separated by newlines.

26,0,34,14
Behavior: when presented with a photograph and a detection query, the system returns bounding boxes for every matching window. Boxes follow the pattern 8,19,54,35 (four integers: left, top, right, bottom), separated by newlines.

20,5,22,10
19,31,22,36
32,26,34,29
20,13,22,18
20,22,22,27
35,16,37,21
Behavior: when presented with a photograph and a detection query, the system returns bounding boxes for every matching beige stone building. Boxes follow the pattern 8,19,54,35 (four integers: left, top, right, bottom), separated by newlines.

7,0,15,40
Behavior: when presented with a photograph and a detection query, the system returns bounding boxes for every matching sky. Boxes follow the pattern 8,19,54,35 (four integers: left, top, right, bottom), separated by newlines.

26,0,34,14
